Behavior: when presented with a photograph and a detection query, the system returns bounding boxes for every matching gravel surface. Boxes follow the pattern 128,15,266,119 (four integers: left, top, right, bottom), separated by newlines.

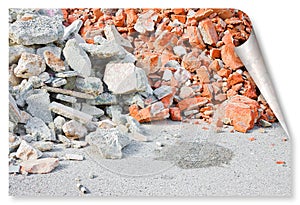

9,121,292,197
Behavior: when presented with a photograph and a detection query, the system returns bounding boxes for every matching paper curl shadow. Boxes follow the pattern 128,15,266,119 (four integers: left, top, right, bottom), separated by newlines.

235,30,289,136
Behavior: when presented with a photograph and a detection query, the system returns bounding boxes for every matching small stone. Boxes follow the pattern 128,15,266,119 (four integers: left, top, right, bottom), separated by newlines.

153,85,173,100
156,142,163,147
80,103,104,118
162,69,173,81
65,154,84,161
38,72,50,82
49,102,93,124
20,158,59,174
62,19,83,40
25,117,54,141
62,120,88,139
75,77,103,96
63,39,91,77
57,134,71,147
9,45,35,65
14,53,46,78
173,46,187,57
9,15,64,45
9,134,22,153
54,116,66,131
198,18,218,45
51,78,67,87
55,94,77,104
16,140,43,161
179,86,194,99
55,71,79,78
43,50,65,72
71,141,88,149
89,172,95,179
134,10,158,34
32,141,54,152
9,164,20,174
104,63,148,94
259,119,272,127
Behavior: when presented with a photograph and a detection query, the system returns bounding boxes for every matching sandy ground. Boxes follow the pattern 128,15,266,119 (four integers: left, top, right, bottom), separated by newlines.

9,121,292,197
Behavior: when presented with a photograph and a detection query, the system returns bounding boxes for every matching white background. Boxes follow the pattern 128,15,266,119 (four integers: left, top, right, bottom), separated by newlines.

1,0,299,204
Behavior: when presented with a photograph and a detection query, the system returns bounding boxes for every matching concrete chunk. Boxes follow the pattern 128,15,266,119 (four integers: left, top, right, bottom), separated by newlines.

49,102,93,124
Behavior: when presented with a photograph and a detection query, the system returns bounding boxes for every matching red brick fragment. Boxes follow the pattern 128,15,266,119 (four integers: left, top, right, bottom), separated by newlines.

198,18,219,45
177,97,208,111
186,26,205,49
224,95,259,133
227,72,244,88
169,107,182,121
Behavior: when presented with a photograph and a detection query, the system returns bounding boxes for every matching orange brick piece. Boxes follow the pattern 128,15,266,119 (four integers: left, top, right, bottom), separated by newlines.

198,18,219,45
169,107,182,121
224,95,259,133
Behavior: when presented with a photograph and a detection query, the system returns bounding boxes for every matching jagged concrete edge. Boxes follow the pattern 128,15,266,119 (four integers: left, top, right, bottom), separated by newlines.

235,30,289,136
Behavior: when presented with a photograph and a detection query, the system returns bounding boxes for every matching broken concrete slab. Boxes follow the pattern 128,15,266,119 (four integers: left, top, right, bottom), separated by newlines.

63,39,91,77
9,15,64,45
16,140,43,161
86,93,118,105
14,53,46,78
25,117,55,141
104,62,148,94
25,90,53,123
80,103,104,118
49,102,93,124
20,158,59,174
62,19,83,40
9,45,35,65
43,86,94,99
55,94,77,104
104,24,133,52
153,85,173,100
75,76,103,96
31,141,54,152
85,128,131,159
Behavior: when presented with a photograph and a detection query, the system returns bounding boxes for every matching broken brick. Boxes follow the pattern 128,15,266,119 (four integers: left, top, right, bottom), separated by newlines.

217,68,231,78
227,72,244,88
177,96,208,111
186,26,206,49
198,18,219,45
221,44,244,70
169,107,182,121
224,95,259,133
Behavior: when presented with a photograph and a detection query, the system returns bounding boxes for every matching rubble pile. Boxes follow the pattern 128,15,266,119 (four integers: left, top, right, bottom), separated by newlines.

61,8,276,128
9,8,276,174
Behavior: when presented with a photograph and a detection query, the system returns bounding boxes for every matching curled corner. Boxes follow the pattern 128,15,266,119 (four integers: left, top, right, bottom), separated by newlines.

235,30,289,136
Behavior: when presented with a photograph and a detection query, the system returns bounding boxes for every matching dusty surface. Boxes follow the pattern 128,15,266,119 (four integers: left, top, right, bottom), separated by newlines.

9,121,292,197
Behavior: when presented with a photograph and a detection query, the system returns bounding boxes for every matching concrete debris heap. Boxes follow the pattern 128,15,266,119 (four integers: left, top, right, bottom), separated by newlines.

9,8,276,174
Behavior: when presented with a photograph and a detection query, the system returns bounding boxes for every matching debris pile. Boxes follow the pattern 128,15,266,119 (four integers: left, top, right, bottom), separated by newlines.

9,8,277,174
